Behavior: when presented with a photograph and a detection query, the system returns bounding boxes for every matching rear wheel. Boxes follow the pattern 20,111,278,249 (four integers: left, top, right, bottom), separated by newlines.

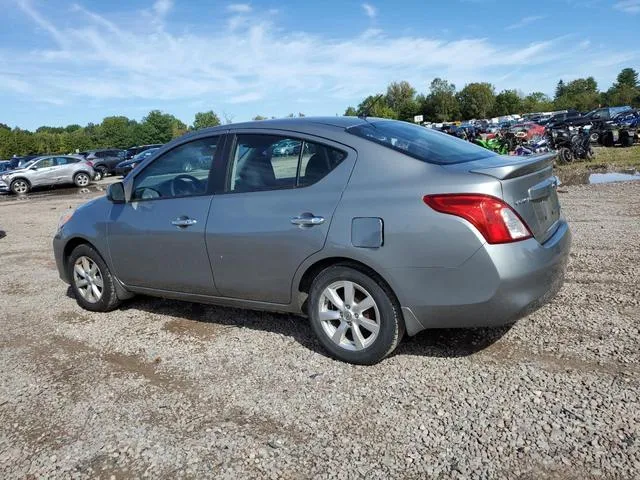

308,265,404,365
10,178,30,195
68,244,121,312
559,147,573,164
74,172,91,187
95,165,108,180
589,131,600,143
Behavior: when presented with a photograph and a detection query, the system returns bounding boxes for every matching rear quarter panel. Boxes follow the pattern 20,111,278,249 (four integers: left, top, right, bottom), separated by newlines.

315,140,503,305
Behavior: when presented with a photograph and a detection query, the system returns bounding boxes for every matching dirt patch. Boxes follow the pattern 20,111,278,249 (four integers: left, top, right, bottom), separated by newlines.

2,280,29,295
162,318,230,340
55,310,93,325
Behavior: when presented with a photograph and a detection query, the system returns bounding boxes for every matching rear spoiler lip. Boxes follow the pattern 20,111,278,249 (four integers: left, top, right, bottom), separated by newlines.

469,152,557,180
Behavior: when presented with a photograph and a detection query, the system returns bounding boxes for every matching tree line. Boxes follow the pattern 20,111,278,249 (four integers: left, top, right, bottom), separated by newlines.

1,68,638,158
344,67,640,123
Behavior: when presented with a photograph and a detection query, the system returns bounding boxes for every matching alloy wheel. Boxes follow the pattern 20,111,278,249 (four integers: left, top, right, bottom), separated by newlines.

318,280,380,351
12,180,28,194
73,256,104,303
75,173,90,187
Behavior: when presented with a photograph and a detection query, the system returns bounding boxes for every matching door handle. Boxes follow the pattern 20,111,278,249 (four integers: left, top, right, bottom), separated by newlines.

291,214,325,227
171,217,198,227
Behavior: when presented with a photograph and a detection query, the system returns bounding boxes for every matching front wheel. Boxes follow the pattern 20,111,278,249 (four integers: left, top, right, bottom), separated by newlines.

68,244,121,312
308,265,404,365
10,178,30,195
74,172,91,187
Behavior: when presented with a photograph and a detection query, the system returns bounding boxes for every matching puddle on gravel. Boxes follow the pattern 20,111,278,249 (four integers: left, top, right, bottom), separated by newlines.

559,169,640,186
0,184,107,202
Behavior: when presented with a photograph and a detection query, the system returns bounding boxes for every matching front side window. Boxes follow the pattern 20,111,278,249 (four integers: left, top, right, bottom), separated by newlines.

229,134,345,193
132,136,220,201
35,158,55,168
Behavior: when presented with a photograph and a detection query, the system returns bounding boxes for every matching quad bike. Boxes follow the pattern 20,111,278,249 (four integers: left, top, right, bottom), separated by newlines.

547,126,593,163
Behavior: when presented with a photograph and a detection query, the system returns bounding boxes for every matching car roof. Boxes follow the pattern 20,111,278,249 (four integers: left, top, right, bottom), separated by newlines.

192,116,369,136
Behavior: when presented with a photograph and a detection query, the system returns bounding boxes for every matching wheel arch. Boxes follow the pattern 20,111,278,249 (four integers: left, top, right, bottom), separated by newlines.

296,256,401,315
62,236,133,300
10,176,31,188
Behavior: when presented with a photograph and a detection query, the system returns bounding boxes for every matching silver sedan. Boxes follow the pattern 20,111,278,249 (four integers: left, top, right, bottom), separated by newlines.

53,117,571,365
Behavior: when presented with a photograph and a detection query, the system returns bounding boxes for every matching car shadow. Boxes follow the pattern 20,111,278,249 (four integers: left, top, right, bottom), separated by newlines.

65,288,511,361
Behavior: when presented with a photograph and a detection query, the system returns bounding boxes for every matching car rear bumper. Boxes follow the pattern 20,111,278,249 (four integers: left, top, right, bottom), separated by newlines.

389,220,572,335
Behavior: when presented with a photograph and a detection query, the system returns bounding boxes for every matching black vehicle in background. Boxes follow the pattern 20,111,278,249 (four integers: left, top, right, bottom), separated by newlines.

125,144,163,160
547,125,593,163
84,149,127,178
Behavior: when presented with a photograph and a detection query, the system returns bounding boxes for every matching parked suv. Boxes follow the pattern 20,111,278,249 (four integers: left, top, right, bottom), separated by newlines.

85,149,127,178
0,155,94,194
53,117,571,365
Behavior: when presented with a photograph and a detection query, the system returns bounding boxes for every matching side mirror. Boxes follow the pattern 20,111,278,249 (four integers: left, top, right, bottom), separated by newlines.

29,166,38,170
106,182,126,203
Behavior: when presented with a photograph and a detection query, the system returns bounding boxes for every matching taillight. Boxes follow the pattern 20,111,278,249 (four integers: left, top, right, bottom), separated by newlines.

86,161,93,167
423,194,532,244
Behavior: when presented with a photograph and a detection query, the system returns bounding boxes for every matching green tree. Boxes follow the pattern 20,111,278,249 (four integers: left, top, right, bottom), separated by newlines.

606,68,639,107
423,78,459,122
554,77,600,111
99,116,134,148
555,80,566,100
492,89,522,117
252,115,268,121
385,81,418,120
192,111,221,130
457,82,496,119
139,110,178,144
344,106,358,116
522,92,554,113
356,95,397,119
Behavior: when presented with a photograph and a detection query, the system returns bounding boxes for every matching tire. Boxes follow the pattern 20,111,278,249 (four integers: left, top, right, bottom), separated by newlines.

10,178,30,195
95,166,108,180
559,147,573,164
93,170,103,181
67,244,121,312
73,172,91,187
589,131,600,143
307,265,404,365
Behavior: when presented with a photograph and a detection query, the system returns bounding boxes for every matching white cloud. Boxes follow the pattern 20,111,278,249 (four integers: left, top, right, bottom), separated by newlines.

227,3,252,13
2,1,637,114
153,0,173,17
505,15,546,30
614,0,640,13
362,3,377,19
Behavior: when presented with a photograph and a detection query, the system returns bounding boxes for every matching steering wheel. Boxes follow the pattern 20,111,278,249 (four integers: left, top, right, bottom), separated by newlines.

170,174,202,197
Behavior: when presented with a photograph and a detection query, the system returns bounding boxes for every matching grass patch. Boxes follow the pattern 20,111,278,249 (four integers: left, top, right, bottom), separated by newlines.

556,145,640,174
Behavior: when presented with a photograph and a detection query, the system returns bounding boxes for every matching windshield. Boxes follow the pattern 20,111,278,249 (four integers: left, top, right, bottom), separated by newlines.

347,120,496,165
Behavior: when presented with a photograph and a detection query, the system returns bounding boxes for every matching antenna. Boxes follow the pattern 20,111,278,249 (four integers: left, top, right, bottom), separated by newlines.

358,94,384,119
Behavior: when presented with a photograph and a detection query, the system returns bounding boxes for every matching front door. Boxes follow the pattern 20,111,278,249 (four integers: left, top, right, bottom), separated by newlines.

206,132,356,304
28,157,58,187
108,135,224,295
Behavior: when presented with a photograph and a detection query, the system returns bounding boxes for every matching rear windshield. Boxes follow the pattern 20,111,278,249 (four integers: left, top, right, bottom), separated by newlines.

347,120,496,165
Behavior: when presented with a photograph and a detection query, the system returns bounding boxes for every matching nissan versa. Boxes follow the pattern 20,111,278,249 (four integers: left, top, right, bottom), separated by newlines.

53,117,571,364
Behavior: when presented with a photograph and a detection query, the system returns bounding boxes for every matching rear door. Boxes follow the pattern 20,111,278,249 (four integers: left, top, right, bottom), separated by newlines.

206,131,356,304
53,157,79,184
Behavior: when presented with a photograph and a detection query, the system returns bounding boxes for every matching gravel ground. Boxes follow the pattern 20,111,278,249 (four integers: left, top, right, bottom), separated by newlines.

0,180,639,479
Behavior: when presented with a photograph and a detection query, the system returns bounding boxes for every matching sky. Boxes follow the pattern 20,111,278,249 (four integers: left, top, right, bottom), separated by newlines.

1,0,639,130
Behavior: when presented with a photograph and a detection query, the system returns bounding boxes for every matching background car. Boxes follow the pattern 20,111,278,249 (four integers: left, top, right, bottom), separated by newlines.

85,149,127,179
0,155,94,194
125,144,164,160
114,148,160,177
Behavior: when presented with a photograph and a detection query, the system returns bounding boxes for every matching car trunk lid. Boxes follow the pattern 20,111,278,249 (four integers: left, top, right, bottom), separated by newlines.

447,153,561,244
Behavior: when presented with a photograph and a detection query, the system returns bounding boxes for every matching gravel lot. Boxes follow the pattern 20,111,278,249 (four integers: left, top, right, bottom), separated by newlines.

0,180,639,479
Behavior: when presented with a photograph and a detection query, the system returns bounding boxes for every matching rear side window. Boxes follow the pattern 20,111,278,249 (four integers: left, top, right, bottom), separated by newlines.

347,120,496,165
229,134,346,193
